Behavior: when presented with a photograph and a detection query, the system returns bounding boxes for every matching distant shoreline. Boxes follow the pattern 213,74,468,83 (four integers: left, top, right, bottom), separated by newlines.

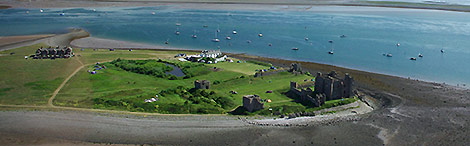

2,0,470,13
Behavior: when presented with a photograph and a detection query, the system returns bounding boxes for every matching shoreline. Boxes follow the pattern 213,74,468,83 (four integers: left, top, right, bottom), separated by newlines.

2,0,470,13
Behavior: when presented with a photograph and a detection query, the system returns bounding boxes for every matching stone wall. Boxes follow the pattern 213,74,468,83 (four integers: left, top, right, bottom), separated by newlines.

243,95,264,112
194,80,210,89
314,71,354,100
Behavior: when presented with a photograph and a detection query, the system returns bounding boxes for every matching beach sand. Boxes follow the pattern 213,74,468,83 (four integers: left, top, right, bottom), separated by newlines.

0,34,54,47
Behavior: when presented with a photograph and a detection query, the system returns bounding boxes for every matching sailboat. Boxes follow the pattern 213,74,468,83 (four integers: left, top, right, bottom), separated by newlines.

192,30,197,38
212,31,220,42
258,33,263,37
328,40,334,54
175,28,180,35
225,35,231,40
164,39,169,44
232,30,237,34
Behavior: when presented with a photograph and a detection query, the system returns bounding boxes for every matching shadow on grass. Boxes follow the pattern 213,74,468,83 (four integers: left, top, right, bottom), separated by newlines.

228,106,248,115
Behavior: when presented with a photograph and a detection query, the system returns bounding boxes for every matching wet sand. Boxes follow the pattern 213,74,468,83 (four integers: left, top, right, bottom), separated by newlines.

0,34,54,47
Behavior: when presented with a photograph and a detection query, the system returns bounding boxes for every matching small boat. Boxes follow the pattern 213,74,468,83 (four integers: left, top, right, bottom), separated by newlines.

203,25,208,28
175,31,180,35
212,30,219,42
92,9,96,12
40,9,44,13
192,30,197,38
232,30,237,34
247,40,252,43
258,33,263,37
26,11,29,14
305,37,309,41
226,36,231,40
59,12,65,16
176,23,181,26
268,43,272,46
386,53,392,57
410,57,417,60
165,39,169,44
292,47,299,50
328,40,334,54
216,25,220,32
340,35,347,38
397,43,400,47
152,11,156,15
418,53,423,57
441,49,445,53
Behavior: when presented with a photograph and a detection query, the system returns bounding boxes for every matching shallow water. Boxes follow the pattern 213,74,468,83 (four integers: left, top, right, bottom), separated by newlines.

0,6,469,86
165,63,185,77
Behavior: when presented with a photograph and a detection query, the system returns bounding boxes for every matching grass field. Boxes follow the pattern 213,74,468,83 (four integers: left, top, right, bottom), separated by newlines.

0,43,81,105
1,43,355,115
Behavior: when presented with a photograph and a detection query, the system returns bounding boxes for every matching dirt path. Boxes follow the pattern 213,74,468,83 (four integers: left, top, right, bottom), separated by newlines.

47,58,85,107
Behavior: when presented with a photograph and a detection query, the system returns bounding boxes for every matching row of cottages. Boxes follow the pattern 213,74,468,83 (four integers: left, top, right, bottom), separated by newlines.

290,71,353,107
34,46,73,59
185,49,226,63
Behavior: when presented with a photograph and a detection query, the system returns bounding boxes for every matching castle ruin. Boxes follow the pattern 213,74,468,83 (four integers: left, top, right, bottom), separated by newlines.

243,95,264,112
289,63,302,73
289,71,353,107
290,81,325,107
194,80,210,89
314,71,353,100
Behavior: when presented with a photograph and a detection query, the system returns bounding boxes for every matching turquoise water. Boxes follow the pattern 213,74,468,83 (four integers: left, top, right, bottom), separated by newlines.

1,6,470,87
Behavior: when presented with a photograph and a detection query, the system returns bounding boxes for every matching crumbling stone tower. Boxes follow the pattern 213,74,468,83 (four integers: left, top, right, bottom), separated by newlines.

314,71,354,100
243,95,264,112
194,80,210,89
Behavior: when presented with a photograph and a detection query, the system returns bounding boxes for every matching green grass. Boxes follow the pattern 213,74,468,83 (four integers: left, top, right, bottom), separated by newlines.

1,43,357,115
0,43,82,105
55,57,316,114
0,44,192,106
206,59,272,75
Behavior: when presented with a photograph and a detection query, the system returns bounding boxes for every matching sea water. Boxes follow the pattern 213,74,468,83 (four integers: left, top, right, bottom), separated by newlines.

0,6,469,87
